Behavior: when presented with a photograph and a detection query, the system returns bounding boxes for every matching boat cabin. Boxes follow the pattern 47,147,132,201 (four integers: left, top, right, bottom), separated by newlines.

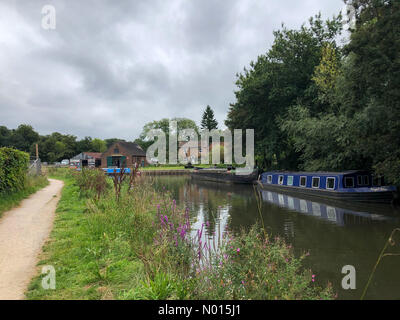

260,170,385,191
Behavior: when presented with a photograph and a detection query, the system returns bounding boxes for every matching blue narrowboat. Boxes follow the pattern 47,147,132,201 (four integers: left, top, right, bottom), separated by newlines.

258,170,397,203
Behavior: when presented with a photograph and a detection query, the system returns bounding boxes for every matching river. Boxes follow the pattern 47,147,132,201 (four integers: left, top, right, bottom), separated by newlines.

150,175,400,300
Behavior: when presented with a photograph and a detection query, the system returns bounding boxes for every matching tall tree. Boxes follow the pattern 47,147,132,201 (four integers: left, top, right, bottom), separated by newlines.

201,105,218,131
136,117,199,153
9,124,39,154
91,138,107,153
225,13,343,169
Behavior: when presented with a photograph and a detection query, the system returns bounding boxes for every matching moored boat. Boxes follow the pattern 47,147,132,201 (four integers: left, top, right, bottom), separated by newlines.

258,170,397,203
191,167,258,184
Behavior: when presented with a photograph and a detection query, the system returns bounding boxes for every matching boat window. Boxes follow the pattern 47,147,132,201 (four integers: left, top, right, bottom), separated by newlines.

357,176,363,186
300,176,307,187
278,175,284,185
312,177,320,188
326,177,335,190
287,176,294,186
267,175,272,184
345,177,354,188
363,175,369,185
373,176,382,186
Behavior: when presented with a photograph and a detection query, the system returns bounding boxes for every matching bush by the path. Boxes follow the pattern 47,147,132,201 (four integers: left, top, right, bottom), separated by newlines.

0,147,29,194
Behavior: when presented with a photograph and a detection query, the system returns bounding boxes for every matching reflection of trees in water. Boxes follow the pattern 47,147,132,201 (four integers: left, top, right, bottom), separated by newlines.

184,182,230,236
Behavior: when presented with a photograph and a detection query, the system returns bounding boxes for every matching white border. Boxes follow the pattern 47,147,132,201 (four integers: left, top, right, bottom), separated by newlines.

326,177,336,190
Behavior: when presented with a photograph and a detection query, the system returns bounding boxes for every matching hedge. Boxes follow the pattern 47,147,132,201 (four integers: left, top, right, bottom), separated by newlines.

0,147,29,193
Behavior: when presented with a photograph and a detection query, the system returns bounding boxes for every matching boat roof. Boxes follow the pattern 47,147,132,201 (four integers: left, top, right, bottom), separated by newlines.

262,170,370,176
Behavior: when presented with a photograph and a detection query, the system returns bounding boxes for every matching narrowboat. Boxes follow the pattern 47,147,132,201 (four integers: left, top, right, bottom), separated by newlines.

258,170,397,203
191,167,259,184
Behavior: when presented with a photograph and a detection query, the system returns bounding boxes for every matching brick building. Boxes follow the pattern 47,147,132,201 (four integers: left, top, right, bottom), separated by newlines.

101,141,147,168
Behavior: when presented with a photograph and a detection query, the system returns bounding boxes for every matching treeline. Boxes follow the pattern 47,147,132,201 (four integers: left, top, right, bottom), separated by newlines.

0,111,217,164
0,124,124,163
225,0,400,184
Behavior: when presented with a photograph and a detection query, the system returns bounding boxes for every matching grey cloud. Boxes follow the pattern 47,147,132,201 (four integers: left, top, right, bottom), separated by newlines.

0,0,344,140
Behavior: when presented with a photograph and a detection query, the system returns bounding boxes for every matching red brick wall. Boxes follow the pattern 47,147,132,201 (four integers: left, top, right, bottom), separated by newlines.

100,142,147,168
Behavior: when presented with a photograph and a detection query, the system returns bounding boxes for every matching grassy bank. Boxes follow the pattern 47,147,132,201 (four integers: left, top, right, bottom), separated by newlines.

0,175,49,218
27,168,334,300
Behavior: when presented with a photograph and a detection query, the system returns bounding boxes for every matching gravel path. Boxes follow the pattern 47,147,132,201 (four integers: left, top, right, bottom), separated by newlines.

0,179,63,300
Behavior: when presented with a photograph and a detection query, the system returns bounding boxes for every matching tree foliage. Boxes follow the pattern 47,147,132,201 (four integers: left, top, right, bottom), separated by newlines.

225,13,343,169
0,147,29,193
201,105,218,131
226,0,400,184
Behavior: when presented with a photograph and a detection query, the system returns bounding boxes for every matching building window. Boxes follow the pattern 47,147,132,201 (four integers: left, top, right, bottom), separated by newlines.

363,175,369,186
326,177,335,190
345,177,355,188
267,175,272,184
278,175,284,185
312,177,320,188
300,176,307,187
287,176,294,186
114,148,119,154
357,176,363,186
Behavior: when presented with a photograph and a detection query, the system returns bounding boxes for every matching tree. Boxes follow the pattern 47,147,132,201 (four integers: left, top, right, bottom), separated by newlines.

9,124,39,154
0,126,11,147
225,13,343,170
91,138,107,153
341,0,400,184
137,118,199,155
77,137,93,153
279,0,400,184
105,138,124,149
201,105,218,131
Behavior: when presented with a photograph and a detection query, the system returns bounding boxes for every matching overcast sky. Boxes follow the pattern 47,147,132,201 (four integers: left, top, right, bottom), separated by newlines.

0,0,344,140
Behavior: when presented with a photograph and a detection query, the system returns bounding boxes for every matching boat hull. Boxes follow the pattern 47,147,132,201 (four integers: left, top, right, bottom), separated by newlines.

257,181,395,203
191,169,258,184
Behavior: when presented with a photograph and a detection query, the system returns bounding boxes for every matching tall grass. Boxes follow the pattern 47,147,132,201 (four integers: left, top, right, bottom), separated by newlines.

27,167,334,300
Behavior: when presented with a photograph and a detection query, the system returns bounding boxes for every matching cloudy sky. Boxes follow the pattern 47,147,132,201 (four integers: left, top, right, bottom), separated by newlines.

0,0,344,140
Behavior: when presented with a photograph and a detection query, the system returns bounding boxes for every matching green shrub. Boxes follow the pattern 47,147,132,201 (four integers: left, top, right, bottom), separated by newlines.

191,225,334,300
0,147,29,193
72,168,109,200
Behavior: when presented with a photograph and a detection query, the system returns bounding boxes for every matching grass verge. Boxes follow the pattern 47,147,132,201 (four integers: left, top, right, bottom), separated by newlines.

0,175,49,218
26,168,334,300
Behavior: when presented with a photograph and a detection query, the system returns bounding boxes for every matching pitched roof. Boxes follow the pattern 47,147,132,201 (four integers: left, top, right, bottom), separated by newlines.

83,152,102,159
117,141,146,156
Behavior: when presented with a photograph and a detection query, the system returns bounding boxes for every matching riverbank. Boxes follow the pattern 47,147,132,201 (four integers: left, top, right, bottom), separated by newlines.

0,175,49,218
26,168,334,300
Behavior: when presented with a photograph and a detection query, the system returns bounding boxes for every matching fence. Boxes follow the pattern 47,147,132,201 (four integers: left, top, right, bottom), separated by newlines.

29,158,42,176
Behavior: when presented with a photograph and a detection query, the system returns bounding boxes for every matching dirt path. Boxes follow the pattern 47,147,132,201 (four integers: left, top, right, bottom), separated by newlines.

0,178,64,300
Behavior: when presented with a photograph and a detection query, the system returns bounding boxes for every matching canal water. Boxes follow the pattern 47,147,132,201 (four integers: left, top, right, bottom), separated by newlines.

150,175,400,300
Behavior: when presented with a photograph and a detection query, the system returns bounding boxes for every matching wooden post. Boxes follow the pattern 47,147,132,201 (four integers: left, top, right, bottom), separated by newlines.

36,144,39,160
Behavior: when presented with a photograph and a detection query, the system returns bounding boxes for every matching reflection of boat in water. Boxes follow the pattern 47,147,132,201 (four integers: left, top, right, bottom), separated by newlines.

258,188,398,226
191,168,258,184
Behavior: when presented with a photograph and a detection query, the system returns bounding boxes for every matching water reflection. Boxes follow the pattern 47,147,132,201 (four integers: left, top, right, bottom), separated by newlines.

150,175,400,300
259,189,395,226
